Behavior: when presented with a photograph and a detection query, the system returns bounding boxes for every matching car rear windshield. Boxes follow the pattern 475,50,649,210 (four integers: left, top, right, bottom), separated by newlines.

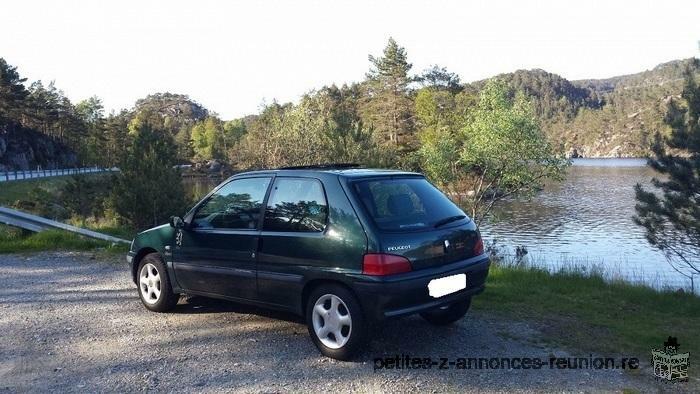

351,177,468,231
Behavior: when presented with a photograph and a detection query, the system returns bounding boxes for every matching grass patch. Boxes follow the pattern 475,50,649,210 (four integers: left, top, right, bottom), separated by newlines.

0,175,90,206
474,262,700,358
66,217,137,240
0,224,128,254
1,176,137,251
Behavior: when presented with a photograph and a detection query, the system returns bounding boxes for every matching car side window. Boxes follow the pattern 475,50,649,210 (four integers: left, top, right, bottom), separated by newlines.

263,178,327,232
192,177,271,230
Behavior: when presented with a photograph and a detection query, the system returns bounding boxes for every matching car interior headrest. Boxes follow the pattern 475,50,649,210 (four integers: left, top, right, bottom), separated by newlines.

387,194,413,216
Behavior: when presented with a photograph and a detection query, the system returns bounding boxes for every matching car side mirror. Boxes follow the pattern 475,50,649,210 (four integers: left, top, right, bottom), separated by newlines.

170,216,185,229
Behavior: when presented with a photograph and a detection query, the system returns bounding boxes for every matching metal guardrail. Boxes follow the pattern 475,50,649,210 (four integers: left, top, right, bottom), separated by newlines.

0,206,130,244
0,167,119,182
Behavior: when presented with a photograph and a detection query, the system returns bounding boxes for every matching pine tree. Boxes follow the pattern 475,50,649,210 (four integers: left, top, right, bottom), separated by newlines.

111,124,187,230
102,111,130,167
416,65,462,93
363,38,414,148
75,96,105,165
0,58,28,125
634,65,700,280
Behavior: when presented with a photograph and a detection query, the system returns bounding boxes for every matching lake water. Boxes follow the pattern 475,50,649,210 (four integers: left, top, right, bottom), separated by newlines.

182,159,698,293
480,158,698,293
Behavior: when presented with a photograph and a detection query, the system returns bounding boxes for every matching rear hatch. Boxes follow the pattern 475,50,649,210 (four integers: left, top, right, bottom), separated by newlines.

350,176,483,271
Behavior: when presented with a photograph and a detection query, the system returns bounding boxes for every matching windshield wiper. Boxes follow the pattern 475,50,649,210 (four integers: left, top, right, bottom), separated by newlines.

433,215,466,228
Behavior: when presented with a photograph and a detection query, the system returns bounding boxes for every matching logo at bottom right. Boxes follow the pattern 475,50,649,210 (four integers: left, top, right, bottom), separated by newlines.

652,336,690,382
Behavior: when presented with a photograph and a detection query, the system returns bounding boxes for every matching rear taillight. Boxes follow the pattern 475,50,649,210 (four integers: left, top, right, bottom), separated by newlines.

362,253,412,276
473,236,484,256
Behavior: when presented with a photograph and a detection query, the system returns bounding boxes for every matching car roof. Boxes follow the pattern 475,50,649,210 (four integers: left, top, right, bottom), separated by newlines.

230,167,423,179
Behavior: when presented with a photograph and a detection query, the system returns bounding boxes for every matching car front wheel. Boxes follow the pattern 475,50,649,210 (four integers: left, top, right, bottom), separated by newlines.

137,253,179,312
306,284,366,360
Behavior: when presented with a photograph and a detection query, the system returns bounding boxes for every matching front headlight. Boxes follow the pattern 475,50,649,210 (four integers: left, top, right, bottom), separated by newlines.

126,240,135,264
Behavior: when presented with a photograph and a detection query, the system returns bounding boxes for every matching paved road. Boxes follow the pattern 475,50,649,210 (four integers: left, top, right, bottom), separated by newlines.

0,252,675,393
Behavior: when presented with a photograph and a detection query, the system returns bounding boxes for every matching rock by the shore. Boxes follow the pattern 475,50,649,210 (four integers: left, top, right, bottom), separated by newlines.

566,147,581,159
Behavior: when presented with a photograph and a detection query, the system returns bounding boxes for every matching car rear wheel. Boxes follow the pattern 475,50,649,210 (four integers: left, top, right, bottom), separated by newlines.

420,297,471,325
306,284,366,360
137,253,179,312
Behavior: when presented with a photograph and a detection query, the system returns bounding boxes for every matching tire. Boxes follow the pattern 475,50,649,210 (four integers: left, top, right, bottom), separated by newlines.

306,284,366,360
420,297,471,326
136,253,179,312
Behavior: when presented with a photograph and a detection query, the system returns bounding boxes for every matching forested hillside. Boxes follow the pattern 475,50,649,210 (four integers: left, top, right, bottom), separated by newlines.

0,59,80,171
467,58,699,157
562,58,699,157
1,43,698,174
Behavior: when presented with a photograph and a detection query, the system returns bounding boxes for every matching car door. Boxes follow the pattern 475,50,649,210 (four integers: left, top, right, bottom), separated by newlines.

256,177,330,308
172,176,272,300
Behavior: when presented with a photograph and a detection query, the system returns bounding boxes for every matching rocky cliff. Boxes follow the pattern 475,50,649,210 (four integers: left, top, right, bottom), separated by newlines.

0,124,78,171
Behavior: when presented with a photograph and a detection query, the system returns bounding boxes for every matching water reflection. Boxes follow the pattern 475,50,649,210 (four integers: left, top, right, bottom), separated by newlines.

183,177,221,204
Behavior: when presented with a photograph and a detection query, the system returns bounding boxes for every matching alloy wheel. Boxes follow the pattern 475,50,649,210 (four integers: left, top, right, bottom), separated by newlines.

312,294,352,349
139,263,161,305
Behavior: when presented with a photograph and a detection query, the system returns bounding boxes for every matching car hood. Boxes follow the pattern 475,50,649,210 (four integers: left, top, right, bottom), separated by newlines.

131,224,175,255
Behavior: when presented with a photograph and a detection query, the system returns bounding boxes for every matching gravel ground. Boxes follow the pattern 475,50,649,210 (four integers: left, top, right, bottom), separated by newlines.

0,252,679,393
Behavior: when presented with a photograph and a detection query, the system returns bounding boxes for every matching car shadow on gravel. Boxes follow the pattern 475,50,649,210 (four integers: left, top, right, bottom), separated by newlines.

171,294,485,363
174,295,305,324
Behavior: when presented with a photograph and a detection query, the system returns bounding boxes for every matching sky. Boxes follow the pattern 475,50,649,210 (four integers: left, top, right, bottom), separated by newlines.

1,0,699,119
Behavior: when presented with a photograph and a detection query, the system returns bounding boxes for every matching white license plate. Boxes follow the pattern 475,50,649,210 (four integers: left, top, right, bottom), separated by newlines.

428,273,467,298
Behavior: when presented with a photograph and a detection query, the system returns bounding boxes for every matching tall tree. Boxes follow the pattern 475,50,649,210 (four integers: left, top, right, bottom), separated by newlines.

321,84,388,166
416,65,462,93
634,67,700,281
363,38,414,149
233,91,387,169
111,124,187,230
174,124,194,162
415,87,463,183
102,111,130,167
191,116,224,161
460,80,568,223
223,118,247,147
75,96,104,124
76,96,105,164
234,101,290,169
0,58,28,125
420,79,569,224
25,81,85,146
222,117,250,166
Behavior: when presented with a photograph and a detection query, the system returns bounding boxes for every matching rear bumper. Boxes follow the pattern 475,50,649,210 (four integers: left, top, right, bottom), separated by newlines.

352,255,490,321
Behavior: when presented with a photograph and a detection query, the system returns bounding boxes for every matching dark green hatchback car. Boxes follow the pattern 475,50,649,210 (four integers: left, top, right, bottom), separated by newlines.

127,165,490,359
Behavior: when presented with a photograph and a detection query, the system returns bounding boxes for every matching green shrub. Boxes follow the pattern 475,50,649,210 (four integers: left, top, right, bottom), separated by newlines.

60,175,113,218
